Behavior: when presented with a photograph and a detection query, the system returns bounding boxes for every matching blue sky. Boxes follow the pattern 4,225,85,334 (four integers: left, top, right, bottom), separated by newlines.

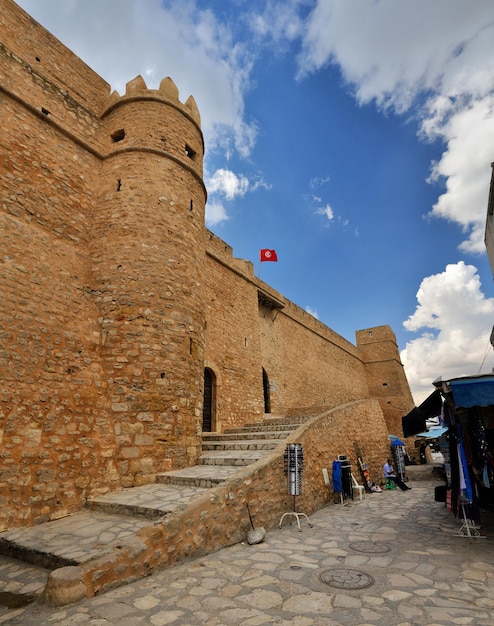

16,0,494,404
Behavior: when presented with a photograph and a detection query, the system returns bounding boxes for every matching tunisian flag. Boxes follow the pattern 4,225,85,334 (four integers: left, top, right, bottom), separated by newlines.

260,249,278,262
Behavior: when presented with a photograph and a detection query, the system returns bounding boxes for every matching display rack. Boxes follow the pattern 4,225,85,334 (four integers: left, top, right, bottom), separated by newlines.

279,444,312,531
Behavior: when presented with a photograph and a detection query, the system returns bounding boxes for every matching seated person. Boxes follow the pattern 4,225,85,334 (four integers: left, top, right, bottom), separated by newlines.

383,459,411,491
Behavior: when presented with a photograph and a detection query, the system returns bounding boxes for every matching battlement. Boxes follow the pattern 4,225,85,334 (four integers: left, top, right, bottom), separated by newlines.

102,75,201,128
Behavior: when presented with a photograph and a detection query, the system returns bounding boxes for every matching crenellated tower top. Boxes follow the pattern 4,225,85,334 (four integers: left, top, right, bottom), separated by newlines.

102,75,201,128
100,74,205,188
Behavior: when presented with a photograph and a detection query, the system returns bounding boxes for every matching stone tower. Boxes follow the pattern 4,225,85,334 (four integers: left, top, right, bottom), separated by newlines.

356,325,415,437
92,76,207,485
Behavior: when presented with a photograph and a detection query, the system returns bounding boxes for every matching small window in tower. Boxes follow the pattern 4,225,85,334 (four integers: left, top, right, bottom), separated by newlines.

382,382,388,387
190,199,193,211
35,56,41,62
185,144,196,159
41,107,50,116
111,129,125,143
116,179,122,192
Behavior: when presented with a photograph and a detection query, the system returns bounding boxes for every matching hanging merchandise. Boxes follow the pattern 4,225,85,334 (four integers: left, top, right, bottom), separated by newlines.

280,444,312,531
457,431,473,504
390,440,406,481
331,460,342,495
338,454,353,499
284,443,303,495
470,413,491,488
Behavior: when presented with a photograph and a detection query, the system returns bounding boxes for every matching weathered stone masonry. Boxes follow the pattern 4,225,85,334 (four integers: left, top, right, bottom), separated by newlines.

0,0,415,532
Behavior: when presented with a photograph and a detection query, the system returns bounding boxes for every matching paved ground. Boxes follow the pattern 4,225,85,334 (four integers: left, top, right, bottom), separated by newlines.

2,478,494,625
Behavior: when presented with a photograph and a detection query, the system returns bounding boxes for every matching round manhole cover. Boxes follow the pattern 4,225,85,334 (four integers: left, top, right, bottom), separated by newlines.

319,568,374,590
349,540,391,554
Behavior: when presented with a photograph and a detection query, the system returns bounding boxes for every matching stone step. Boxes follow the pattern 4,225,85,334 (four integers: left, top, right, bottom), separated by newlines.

202,430,292,441
86,483,209,519
0,510,154,570
198,450,266,466
0,483,210,570
201,438,282,451
223,424,300,434
260,415,313,426
0,415,300,585
156,465,239,487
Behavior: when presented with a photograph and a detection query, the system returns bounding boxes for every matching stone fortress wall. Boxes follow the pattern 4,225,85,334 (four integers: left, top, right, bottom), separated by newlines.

0,0,415,532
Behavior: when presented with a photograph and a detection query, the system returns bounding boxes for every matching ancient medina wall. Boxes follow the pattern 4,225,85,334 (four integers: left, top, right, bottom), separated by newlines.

0,0,415,531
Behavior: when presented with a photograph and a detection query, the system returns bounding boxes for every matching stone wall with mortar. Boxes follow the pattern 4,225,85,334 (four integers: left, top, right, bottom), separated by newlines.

1,0,415,532
204,234,265,431
1,0,116,530
356,326,415,436
54,399,390,602
1,0,207,530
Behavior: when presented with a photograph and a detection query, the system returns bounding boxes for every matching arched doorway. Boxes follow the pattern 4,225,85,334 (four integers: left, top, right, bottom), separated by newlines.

202,367,216,432
262,368,271,414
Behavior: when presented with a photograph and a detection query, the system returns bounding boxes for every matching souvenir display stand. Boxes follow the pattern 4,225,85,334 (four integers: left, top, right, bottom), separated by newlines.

279,444,312,531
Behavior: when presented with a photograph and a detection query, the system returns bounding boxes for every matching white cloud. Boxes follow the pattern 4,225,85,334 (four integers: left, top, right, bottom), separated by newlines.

401,262,494,404
316,204,334,222
424,96,494,253
298,0,494,253
305,306,319,319
204,168,270,223
16,0,257,159
207,169,250,200
248,0,305,46
298,1,494,109
310,175,331,189
205,201,229,227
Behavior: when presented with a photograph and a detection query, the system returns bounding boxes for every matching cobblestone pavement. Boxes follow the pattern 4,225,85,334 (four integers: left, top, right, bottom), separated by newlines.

2,480,494,625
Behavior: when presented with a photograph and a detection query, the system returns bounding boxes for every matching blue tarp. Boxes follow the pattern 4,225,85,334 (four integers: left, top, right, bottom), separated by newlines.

449,376,494,408
389,435,405,446
415,427,448,439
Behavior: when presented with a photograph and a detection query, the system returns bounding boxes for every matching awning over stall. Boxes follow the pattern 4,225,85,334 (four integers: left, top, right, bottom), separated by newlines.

415,427,448,439
402,389,443,437
389,435,405,446
449,375,494,408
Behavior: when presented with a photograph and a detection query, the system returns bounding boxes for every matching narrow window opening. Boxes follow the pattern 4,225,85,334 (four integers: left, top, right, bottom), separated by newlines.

35,56,41,62
41,107,50,116
116,179,122,192
244,338,247,347
382,382,388,387
190,199,193,211
262,368,271,414
185,144,196,159
189,338,193,355
111,129,125,143
160,372,165,379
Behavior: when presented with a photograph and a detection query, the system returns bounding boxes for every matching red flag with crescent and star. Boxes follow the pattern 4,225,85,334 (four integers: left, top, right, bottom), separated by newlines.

260,249,278,262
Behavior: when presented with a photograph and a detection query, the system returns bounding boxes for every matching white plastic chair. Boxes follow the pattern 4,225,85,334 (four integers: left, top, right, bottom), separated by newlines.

351,473,365,501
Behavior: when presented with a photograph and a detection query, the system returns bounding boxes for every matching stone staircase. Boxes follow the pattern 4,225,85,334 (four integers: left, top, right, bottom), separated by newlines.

0,416,305,570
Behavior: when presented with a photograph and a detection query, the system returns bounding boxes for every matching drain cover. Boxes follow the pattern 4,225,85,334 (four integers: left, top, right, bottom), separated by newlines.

349,540,391,554
319,568,374,590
